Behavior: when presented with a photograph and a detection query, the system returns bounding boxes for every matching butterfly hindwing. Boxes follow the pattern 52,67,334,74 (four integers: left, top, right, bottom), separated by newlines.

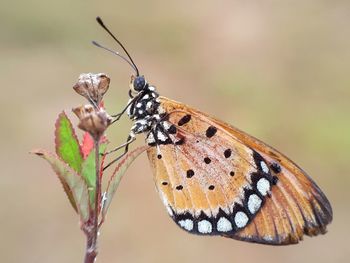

210,108,333,244
147,97,332,245
231,163,332,244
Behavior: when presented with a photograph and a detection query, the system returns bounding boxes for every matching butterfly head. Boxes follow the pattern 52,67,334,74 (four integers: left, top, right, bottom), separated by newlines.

132,75,147,92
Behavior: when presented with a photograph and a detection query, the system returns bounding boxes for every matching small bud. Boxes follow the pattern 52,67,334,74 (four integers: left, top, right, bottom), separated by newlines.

73,73,110,106
72,105,112,140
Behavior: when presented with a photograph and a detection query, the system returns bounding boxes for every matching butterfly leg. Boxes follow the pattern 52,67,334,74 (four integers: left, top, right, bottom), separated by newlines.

111,101,134,123
111,91,143,124
102,134,136,170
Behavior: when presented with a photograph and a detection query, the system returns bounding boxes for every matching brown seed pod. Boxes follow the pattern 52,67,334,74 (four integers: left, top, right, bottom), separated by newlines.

72,105,112,140
73,73,110,106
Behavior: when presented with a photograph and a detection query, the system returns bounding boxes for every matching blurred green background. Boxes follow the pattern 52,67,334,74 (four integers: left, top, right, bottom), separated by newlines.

1,0,349,262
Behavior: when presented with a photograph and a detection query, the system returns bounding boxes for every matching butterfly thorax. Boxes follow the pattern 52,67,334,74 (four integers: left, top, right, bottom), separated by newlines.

127,79,177,146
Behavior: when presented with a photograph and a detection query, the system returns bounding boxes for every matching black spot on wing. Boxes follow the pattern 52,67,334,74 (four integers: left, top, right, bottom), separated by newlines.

224,149,232,158
206,126,217,138
270,162,282,173
176,185,183,190
178,114,191,126
204,157,211,164
208,185,215,190
186,169,195,178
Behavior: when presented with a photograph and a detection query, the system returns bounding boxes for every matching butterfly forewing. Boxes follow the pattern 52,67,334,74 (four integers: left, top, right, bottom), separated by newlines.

147,97,332,245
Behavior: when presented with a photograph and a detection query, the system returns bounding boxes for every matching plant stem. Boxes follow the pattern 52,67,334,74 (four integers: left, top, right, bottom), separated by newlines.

84,139,100,263
84,234,97,263
93,139,101,246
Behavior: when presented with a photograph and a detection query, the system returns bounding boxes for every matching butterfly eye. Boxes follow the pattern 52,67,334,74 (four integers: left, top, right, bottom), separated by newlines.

133,75,146,91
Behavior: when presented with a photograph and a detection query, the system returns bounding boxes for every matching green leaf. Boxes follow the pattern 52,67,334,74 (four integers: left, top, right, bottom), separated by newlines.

81,143,107,207
102,146,148,219
31,149,90,223
55,112,83,173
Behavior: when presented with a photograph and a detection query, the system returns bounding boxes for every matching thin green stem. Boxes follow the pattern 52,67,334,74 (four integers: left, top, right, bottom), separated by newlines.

93,139,100,244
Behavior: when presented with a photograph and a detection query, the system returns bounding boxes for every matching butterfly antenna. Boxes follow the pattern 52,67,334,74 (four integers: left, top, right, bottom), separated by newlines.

92,40,137,73
96,16,140,76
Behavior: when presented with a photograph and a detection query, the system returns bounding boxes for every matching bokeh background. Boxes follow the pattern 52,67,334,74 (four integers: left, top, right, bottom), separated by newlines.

1,0,349,262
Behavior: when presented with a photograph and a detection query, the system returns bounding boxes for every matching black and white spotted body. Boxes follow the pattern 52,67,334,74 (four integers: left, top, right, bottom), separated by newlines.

126,76,175,146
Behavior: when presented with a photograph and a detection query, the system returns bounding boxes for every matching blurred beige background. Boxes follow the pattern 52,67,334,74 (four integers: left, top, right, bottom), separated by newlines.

1,0,349,262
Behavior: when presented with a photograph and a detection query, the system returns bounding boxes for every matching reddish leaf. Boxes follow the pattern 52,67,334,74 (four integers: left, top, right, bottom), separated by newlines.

81,133,94,159
81,132,109,159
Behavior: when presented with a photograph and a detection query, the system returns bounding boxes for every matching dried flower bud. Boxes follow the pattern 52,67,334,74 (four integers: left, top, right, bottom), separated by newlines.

72,105,112,140
72,104,94,119
73,73,110,106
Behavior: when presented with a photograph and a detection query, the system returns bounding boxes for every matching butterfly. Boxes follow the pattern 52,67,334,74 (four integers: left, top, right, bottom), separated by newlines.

95,17,332,245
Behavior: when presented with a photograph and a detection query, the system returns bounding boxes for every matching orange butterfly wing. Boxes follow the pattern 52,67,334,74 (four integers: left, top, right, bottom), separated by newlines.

147,97,332,245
